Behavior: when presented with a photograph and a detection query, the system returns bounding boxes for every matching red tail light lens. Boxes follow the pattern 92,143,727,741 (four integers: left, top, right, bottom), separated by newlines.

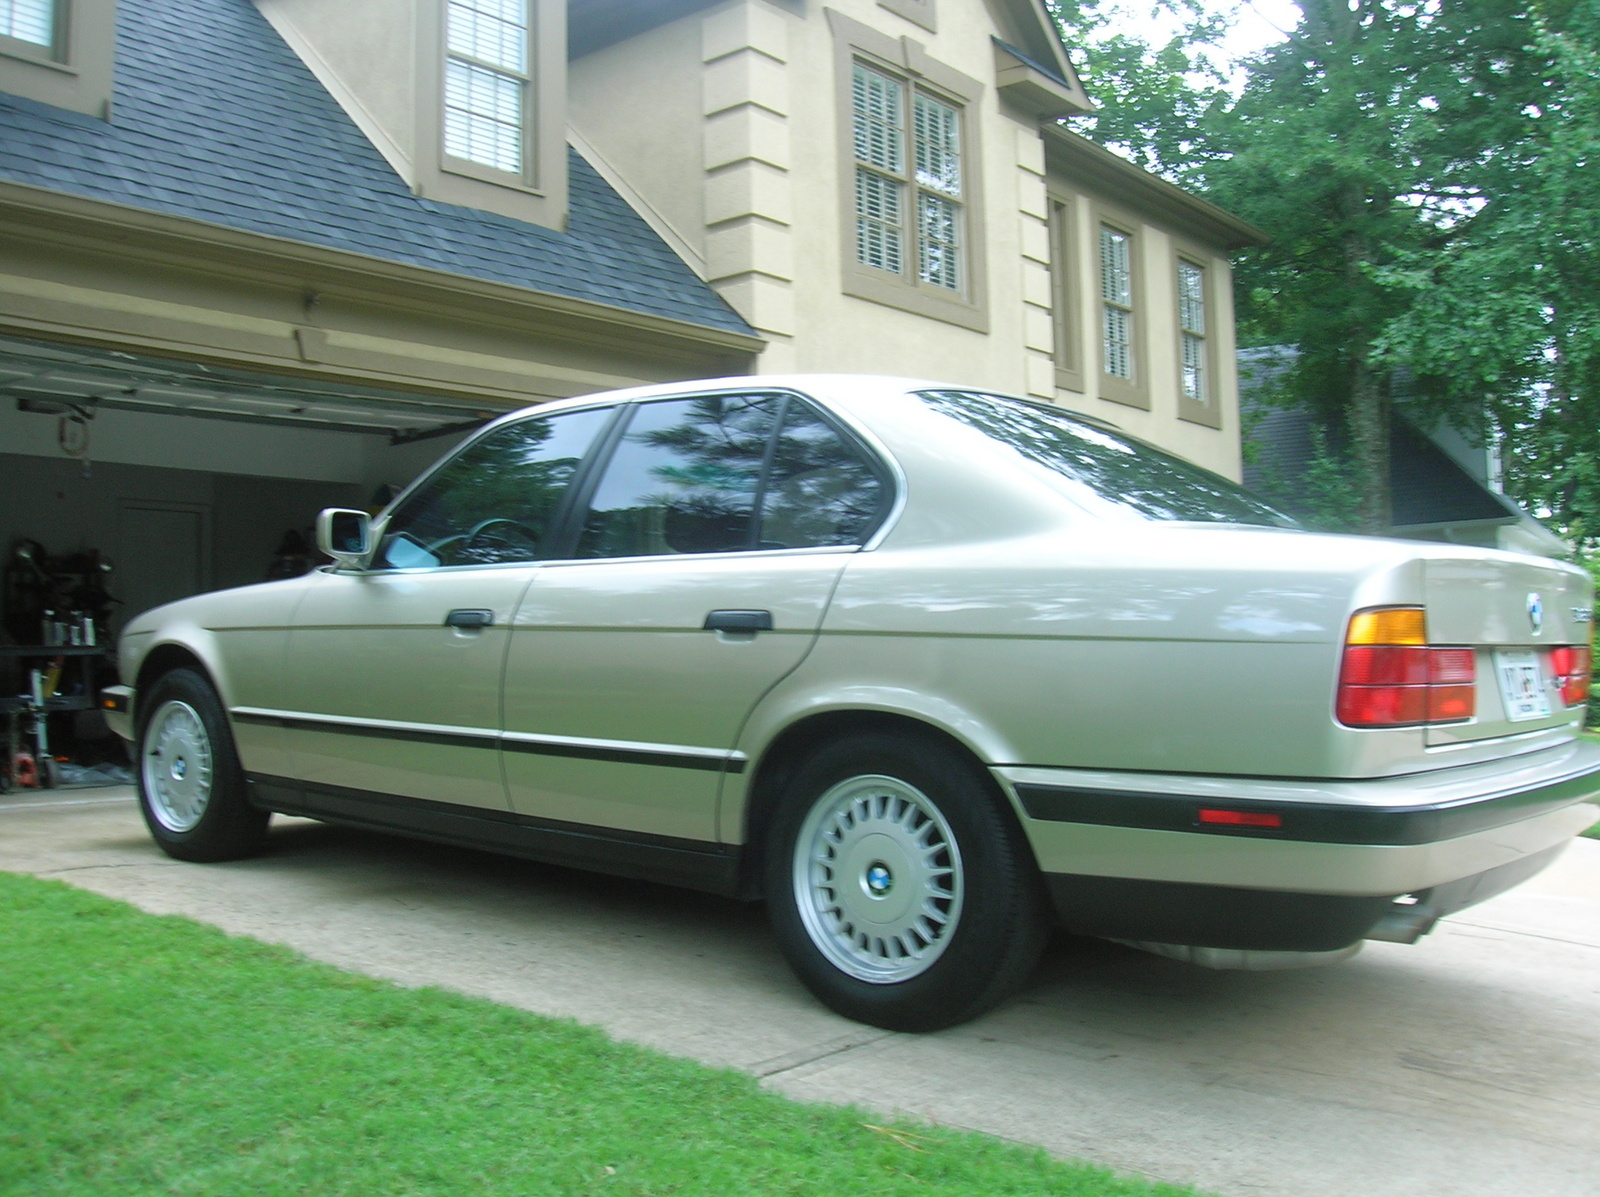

1550,646,1592,707
1337,608,1476,727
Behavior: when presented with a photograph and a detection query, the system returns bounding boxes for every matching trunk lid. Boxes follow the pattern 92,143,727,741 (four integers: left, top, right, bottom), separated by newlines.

1423,553,1592,746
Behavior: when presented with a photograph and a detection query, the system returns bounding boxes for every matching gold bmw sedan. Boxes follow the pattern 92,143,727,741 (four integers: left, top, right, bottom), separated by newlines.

102,376,1600,1031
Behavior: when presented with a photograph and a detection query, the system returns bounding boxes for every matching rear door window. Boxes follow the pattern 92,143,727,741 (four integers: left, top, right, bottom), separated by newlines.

377,406,612,569
574,394,782,558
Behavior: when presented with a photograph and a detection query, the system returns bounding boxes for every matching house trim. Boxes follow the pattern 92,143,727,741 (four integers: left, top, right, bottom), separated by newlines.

1044,126,1267,251
0,182,763,393
1046,188,1083,393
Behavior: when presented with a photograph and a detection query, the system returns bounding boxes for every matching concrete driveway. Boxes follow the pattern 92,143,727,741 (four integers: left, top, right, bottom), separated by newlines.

3,786,1598,1197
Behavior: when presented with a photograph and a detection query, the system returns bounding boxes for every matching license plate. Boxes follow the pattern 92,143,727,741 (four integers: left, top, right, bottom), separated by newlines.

1495,650,1551,722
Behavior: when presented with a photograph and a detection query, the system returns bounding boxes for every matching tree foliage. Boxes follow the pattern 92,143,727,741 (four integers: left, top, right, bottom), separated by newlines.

1052,0,1600,542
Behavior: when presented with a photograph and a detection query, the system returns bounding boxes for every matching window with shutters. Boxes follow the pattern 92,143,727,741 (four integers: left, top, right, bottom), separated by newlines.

1174,248,1222,428
1094,210,1147,409
443,0,533,180
0,0,115,118
829,9,987,332
851,63,965,293
0,0,57,56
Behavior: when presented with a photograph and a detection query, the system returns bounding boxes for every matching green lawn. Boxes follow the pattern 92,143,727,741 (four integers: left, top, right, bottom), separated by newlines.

0,872,1204,1197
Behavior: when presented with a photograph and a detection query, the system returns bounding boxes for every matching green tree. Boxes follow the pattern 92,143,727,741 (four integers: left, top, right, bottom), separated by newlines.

1054,0,1600,540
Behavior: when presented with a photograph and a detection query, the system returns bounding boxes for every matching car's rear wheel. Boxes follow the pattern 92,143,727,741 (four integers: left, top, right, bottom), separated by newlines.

136,668,268,862
765,731,1048,1032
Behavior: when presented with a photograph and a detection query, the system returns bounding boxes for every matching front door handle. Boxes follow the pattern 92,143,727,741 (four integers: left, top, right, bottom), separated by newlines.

703,609,773,633
445,608,494,629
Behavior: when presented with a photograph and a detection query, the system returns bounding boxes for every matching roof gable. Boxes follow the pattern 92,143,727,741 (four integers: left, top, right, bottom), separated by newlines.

0,0,753,340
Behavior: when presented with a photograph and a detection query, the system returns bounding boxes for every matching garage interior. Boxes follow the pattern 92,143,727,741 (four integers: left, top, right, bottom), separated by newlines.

1,332,499,787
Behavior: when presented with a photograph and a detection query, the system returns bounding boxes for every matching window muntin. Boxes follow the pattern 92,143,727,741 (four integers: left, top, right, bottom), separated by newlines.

444,0,530,176
1178,259,1208,403
852,62,964,293
1,0,53,48
378,407,610,569
917,390,1295,527
1099,225,1134,381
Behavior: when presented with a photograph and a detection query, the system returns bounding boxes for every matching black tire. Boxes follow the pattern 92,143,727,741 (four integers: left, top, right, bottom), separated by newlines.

764,731,1048,1032
135,668,268,862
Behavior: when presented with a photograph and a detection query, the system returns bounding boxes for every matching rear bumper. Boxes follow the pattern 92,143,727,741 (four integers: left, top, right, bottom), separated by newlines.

998,740,1600,950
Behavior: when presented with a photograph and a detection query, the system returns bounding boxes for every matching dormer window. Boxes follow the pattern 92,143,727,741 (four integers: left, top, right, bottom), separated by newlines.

444,0,530,176
1,0,58,58
0,0,115,118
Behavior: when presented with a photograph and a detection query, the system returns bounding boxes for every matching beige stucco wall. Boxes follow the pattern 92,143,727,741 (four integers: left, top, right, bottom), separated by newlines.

256,0,421,184
568,18,708,264
568,0,1245,480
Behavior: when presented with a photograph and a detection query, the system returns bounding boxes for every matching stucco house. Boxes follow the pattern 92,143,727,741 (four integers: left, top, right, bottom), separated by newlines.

0,0,1263,620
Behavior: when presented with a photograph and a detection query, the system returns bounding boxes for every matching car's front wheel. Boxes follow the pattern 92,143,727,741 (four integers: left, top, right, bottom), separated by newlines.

765,731,1048,1031
136,668,268,862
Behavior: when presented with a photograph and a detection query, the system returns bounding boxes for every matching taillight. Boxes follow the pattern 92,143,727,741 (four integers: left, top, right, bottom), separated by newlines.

1550,645,1592,707
1337,607,1476,727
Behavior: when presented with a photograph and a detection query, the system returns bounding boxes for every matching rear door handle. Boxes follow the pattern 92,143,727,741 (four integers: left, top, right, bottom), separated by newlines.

445,609,494,629
703,609,773,633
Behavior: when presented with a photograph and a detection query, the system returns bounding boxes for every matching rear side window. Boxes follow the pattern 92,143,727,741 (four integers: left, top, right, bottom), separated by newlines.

918,389,1295,527
572,393,888,559
377,406,611,569
758,401,885,549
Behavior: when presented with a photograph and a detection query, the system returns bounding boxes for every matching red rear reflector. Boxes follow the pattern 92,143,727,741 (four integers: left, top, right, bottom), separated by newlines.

1198,808,1283,829
1338,609,1476,727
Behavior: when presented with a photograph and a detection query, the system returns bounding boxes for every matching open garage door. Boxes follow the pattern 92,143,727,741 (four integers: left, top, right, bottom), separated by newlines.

0,332,523,635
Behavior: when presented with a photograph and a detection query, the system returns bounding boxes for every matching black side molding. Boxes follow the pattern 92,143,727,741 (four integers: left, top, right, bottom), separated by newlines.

703,609,774,633
246,774,742,897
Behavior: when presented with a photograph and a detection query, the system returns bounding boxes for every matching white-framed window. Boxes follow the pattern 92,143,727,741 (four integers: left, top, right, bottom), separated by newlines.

443,0,531,177
0,0,114,117
1100,224,1134,380
1177,259,1207,403
1,0,54,49
852,61,965,294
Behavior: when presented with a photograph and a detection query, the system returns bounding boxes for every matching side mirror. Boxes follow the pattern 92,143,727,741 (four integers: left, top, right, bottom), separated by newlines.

316,508,372,568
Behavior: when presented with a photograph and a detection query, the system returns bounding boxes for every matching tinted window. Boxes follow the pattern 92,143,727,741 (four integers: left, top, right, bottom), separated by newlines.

377,407,611,568
757,402,885,548
918,390,1296,527
576,394,781,559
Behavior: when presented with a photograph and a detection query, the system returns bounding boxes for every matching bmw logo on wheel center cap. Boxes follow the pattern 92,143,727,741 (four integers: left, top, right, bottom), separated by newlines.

1528,592,1544,635
865,862,893,896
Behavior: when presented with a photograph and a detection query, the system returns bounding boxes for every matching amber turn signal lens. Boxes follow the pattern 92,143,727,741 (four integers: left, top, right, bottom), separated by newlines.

1346,607,1427,646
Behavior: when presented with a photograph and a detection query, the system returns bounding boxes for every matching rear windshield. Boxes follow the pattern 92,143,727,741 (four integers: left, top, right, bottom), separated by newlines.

917,390,1297,528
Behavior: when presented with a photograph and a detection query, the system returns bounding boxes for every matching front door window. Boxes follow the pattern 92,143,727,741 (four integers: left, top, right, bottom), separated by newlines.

379,406,612,569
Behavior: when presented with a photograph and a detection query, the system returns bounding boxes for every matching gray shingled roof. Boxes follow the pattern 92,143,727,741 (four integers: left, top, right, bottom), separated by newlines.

0,0,754,339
